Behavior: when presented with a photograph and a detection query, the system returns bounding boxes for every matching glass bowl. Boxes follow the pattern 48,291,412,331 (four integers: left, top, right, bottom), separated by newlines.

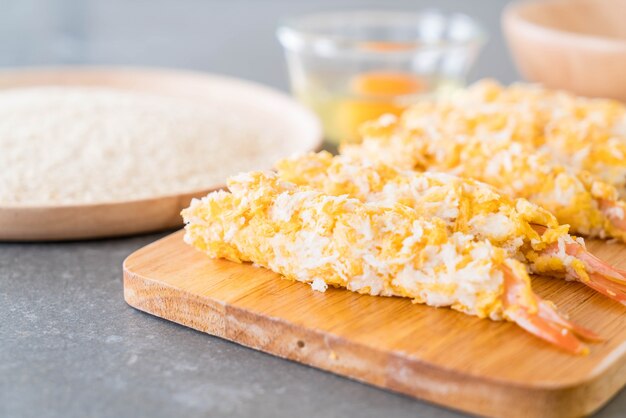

277,10,487,144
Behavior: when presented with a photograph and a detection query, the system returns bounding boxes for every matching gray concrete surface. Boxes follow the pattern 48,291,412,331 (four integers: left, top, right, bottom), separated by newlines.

1,1,625,417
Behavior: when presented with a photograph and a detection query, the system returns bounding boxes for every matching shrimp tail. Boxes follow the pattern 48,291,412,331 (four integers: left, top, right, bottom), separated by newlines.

506,307,590,355
536,299,602,342
532,222,626,305
564,242,626,306
502,266,597,354
582,273,626,306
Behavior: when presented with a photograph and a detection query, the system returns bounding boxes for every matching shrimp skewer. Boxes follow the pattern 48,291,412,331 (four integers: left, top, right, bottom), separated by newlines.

276,152,626,305
182,171,598,353
342,113,626,242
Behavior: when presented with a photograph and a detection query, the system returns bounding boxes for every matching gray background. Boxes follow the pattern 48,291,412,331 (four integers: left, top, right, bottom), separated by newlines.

1,1,624,417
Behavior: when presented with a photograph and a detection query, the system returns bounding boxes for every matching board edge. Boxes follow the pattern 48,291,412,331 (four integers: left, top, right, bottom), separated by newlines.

122,236,626,418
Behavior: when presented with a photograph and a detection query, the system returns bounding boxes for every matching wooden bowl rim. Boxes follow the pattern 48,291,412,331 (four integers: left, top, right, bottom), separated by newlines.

503,0,626,52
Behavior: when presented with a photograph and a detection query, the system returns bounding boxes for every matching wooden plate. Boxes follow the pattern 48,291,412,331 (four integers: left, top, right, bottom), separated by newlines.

124,231,626,418
0,67,322,241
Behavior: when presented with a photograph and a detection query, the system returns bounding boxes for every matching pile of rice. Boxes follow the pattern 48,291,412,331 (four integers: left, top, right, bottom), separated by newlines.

0,86,300,205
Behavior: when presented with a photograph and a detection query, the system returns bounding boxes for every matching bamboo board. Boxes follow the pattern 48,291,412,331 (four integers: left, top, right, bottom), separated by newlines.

123,230,626,418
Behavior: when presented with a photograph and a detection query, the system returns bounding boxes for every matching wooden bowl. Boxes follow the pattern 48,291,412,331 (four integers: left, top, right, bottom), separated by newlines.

0,67,322,241
503,0,626,100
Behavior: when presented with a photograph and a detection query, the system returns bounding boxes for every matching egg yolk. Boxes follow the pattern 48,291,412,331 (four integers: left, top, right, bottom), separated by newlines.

351,71,425,97
337,71,425,143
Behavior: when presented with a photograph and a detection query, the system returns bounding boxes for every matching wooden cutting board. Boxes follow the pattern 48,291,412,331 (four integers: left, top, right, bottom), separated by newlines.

123,230,626,418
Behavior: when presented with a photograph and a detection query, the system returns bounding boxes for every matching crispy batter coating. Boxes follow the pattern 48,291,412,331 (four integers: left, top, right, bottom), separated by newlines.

342,92,626,241
182,171,541,320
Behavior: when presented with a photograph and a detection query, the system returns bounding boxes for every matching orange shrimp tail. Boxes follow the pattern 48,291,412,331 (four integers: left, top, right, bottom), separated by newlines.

506,307,590,355
566,243,626,282
502,266,595,354
537,300,602,342
564,243,626,306
583,273,626,306
537,233,626,305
